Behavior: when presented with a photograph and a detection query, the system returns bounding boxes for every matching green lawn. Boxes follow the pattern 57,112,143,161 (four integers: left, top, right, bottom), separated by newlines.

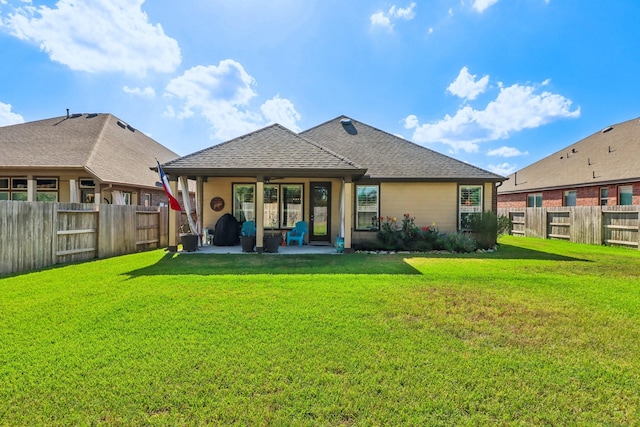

1,236,639,425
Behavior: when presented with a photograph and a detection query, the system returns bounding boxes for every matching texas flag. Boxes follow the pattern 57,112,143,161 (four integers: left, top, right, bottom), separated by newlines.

157,161,182,211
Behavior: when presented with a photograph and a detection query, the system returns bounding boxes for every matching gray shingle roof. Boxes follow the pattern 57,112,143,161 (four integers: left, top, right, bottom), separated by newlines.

0,113,179,188
301,116,505,181
499,117,640,194
164,116,504,181
163,123,367,177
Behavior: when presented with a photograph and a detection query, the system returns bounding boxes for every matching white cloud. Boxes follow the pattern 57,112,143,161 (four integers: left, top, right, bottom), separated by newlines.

164,60,301,141
260,95,301,132
472,0,499,13
123,85,156,98
370,11,392,31
447,67,489,100
486,162,517,176
2,0,181,75
487,146,528,157
404,74,580,152
0,101,24,126
370,2,416,31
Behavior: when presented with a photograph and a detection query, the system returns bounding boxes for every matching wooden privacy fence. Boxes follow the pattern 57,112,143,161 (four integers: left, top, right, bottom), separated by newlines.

0,201,168,276
498,206,640,249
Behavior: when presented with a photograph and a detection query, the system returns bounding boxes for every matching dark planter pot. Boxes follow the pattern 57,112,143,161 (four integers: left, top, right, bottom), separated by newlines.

240,236,256,252
264,235,281,253
180,234,198,252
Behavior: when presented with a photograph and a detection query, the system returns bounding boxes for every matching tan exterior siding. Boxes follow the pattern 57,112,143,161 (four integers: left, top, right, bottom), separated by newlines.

380,182,459,232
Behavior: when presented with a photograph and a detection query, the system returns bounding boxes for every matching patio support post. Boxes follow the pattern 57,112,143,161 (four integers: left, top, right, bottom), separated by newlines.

168,177,179,252
196,176,204,245
256,177,265,253
343,178,354,253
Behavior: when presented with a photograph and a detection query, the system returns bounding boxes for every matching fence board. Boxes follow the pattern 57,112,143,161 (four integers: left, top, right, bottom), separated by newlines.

0,201,168,276
499,205,639,249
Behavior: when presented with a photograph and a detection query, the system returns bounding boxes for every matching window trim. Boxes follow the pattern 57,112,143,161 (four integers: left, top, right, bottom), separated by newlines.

232,182,304,229
527,193,543,208
355,184,380,231
600,187,609,206
618,185,633,206
563,190,577,207
459,184,483,231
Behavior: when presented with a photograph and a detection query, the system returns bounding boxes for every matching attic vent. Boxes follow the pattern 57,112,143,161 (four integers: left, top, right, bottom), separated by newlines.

340,118,352,125
117,120,127,129
126,124,135,132
70,113,82,119
571,148,577,153
602,126,613,133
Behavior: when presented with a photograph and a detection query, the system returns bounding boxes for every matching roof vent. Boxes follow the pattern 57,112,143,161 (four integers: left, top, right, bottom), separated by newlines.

340,118,352,126
602,126,613,133
126,124,135,132
117,120,127,129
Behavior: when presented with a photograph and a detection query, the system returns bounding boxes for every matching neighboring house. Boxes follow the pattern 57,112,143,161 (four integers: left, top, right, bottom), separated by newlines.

161,116,504,252
498,117,640,208
0,112,181,206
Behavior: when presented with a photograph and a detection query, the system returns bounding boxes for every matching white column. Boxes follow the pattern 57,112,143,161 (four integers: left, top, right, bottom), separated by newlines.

27,176,36,201
343,179,353,252
69,179,78,203
256,179,264,252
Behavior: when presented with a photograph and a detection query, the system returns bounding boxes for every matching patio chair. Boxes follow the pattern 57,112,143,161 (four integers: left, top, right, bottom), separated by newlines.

241,221,256,237
286,221,307,246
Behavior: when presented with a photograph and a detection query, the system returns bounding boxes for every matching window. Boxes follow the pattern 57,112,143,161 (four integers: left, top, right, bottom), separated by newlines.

527,193,542,207
356,185,379,230
10,177,27,201
282,184,303,227
618,185,633,206
80,178,97,203
36,177,58,202
0,178,8,201
233,183,303,228
564,190,577,206
459,185,483,230
264,184,279,228
233,184,255,222
600,187,608,206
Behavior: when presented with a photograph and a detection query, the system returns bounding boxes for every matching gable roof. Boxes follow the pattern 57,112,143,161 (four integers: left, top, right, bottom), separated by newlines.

499,117,640,194
0,113,179,188
301,116,504,181
162,123,367,178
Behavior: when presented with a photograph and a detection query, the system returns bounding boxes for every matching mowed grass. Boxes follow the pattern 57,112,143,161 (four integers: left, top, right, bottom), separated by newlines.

1,236,639,426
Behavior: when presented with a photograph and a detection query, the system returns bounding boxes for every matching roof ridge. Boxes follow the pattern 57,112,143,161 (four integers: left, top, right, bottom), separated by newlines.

163,123,285,167
85,113,110,170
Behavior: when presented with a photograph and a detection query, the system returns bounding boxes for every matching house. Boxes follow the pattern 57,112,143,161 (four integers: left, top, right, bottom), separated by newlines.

0,112,181,206
161,116,504,252
498,117,640,208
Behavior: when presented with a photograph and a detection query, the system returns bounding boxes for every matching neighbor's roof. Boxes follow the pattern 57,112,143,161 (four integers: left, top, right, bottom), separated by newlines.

0,113,179,188
162,123,368,178
499,117,640,194
301,116,505,181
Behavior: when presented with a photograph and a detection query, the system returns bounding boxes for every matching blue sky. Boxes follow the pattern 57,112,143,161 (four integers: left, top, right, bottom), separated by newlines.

1,0,639,176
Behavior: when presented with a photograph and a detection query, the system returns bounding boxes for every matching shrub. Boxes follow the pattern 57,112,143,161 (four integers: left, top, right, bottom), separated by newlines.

468,211,512,249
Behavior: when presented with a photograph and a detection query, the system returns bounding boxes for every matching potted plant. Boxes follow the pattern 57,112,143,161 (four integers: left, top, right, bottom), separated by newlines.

179,223,198,252
240,221,256,252
264,231,280,253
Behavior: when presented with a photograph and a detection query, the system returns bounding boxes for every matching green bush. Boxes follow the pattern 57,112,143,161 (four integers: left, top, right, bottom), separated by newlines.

468,211,512,249
374,215,477,253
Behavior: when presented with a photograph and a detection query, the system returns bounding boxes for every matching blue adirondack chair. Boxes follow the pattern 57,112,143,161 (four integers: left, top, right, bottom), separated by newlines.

286,221,307,246
241,221,256,236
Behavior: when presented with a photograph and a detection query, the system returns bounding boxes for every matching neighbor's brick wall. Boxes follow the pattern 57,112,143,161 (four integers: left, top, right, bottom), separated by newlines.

498,182,640,208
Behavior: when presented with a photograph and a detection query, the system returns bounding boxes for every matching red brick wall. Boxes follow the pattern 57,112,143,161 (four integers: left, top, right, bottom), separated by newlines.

498,182,639,208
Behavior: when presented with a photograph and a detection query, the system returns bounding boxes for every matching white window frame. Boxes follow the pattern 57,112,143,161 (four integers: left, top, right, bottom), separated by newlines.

459,185,483,230
355,184,380,231
527,193,542,207
600,187,608,206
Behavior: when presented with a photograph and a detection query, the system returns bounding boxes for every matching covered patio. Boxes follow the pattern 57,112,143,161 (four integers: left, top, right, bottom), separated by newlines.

161,124,367,254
